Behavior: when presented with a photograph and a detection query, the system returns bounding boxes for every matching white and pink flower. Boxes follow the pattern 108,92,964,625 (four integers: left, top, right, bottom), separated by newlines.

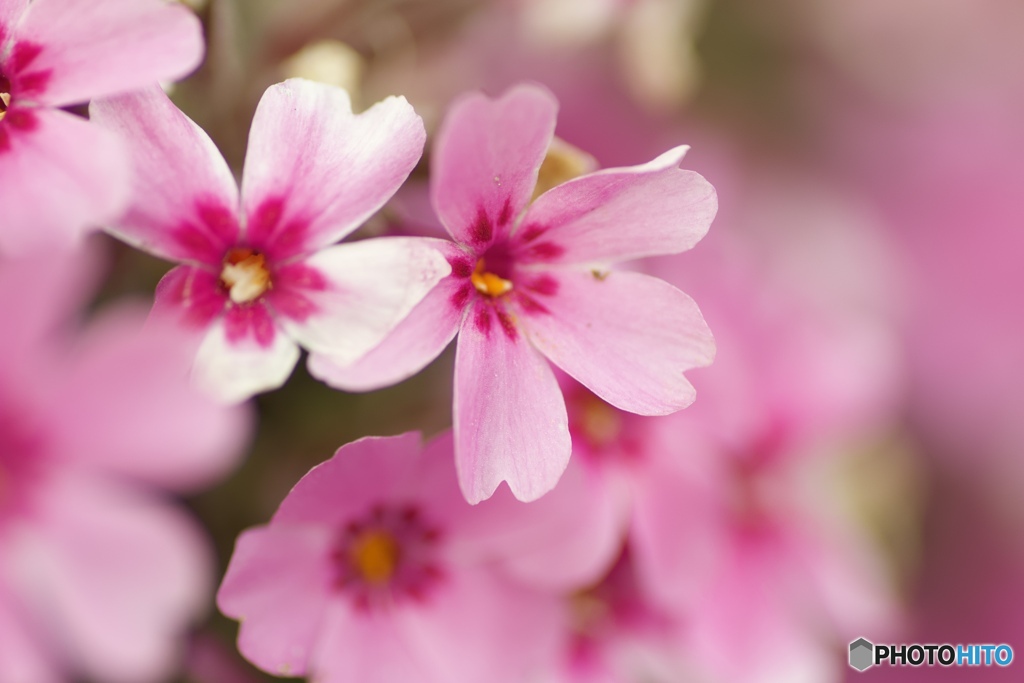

313,84,717,503
0,0,203,253
91,80,450,402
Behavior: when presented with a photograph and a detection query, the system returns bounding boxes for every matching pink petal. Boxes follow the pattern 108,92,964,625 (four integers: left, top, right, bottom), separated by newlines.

454,457,629,591
271,237,451,363
240,79,425,259
453,305,570,503
0,1,28,32
0,586,61,683
91,88,241,265
152,265,229,332
273,433,425,527
0,241,103,366
516,146,717,265
306,240,466,392
395,567,563,683
312,606,425,683
193,313,300,403
524,270,715,416
216,526,335,678
0,108,128,254
49,305,252,491
16,0,202,107
11,473,211,683
431,84,557,248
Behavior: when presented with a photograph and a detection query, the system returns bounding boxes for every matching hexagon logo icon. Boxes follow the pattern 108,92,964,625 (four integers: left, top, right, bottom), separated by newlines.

849,638,874,672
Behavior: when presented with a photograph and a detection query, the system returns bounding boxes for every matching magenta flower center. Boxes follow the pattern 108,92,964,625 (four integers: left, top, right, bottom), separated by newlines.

219,247,272,304
330,503,443,609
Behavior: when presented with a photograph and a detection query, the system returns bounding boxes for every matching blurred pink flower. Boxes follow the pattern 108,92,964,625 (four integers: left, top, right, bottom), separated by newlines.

312,84,717,503
217,432,562,683
0,0,203,253
546,548,696,683
0,243,251,683
90,80,450,403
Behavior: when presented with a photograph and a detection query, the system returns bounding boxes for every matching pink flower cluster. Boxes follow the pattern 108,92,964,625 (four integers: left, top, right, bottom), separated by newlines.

0,2,902,682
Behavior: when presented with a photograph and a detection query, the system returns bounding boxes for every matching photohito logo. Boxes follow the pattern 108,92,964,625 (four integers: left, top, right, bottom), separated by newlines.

848,638,1014,671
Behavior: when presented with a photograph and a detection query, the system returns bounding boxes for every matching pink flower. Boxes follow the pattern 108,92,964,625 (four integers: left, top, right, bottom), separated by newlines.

90,80,450,402
217,432,562,683
312,84,717,503
548,548,695,683
0,0,203,253
0,243,251,683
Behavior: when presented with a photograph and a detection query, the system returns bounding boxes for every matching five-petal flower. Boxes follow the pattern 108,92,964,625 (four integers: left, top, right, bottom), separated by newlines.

91,80,451,402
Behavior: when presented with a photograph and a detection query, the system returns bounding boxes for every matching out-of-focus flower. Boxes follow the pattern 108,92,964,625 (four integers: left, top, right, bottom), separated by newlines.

312,84,716,503
0,0,203,253
0,242,251,683
217,432,562,683
545,548,701,683
91,79,450,403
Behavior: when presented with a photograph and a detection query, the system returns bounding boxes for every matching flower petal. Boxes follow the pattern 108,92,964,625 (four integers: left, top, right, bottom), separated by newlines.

240,79,425,259
91,88,241,265
0,108,128,254
192,313,300,403
16,0,202,106
396,567,563,683
0,0,28,33
49,304,252,492
453,305,570,503
516,146,717,265
10,473,211,683
272,433,424,527
312,606,424,683
271,237,451,363
431,84,557,248
0,586,61,683
216,526,335,679
306,241,465,392
454,457,628,591
524,270,714,415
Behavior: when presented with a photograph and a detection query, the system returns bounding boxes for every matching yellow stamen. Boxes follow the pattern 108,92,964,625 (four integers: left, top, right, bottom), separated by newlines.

471,258,513,297
0,92,10,122
220,248,271,304
349,530,400,584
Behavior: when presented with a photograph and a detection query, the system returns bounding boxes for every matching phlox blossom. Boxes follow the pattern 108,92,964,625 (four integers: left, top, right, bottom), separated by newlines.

91,79,450,402
0,243,250,683
313,84,717,503
217,432,562,683
0,0,203,253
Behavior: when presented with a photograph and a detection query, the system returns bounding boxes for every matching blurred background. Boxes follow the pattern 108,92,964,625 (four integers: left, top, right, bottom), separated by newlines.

91,0,1024,680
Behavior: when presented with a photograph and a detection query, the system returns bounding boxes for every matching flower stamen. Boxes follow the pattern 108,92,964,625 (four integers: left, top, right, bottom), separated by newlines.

220,247,271,304
349,530,401,584
471,258,513,297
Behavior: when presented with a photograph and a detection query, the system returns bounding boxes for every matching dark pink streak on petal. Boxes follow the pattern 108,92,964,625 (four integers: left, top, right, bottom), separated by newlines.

153,266,226,330
171,199,241,265
468,206,494,245
224,304,276,349
0,109,37,155
265,262,328,323
245,195,312,261
5,42,52,97
526,274,560,297
448,255,474,279
449,282,473,311
472,301,517,340
512,223,565,263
